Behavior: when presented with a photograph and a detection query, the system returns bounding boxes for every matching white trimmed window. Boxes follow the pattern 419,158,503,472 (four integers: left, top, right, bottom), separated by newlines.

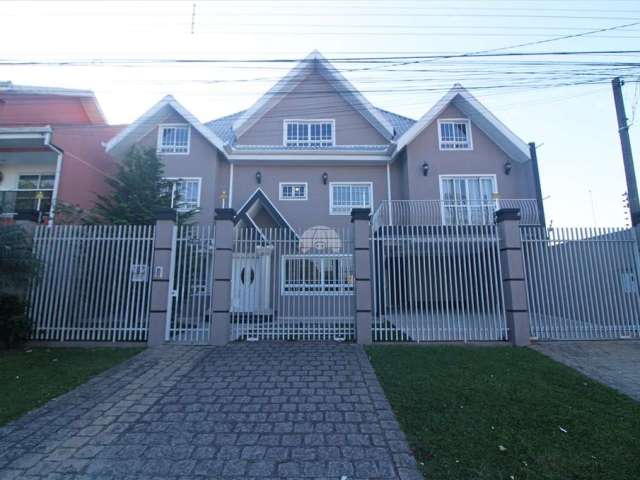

440,175,497,225
15,174,55,212
157,124,190,154
330,182,372,215
284,120,334,147
281,255,354,295
438,119,472,150
279,182,308,201
165,177,201,211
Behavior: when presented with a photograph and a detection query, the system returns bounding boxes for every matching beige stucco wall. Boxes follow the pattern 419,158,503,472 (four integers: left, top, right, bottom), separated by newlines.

237,70,388,146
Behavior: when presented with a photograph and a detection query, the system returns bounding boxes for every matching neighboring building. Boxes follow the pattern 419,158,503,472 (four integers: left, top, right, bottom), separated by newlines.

0,81,122,222
106,50,543,231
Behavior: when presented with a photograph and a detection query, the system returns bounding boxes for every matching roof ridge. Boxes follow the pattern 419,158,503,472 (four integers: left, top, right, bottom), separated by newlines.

206,109,247,125
374,106,416,122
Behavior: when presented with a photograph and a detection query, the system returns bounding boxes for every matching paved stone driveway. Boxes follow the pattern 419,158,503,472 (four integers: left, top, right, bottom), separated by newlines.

0,343,423,480
533,341,640,401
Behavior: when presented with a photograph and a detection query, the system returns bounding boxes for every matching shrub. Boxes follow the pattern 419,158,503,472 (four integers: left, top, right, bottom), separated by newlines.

0,294,32,349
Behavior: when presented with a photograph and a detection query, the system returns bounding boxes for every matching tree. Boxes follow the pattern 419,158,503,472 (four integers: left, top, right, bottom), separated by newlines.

88,147,174,225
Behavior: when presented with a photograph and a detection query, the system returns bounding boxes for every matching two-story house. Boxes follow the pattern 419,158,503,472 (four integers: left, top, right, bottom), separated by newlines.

105,50,543,233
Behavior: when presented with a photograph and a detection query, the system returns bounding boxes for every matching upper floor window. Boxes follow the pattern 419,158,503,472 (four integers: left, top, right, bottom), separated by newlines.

438,119,472,150
330,182,372,215
164,177,201,211
157,124,190,154
284,120,334,148
279,182,308,201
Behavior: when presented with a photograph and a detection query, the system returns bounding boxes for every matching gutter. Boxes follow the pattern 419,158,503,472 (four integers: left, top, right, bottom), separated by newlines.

43,128,64,225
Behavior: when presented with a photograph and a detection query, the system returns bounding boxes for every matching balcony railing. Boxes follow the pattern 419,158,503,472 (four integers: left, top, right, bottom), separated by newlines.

371,199,541,227
0,191,52,217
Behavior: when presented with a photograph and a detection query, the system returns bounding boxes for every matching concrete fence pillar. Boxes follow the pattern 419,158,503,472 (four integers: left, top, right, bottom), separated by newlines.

495,208,530,346
351,208,372,345
147,209,176,346
211,208,236,346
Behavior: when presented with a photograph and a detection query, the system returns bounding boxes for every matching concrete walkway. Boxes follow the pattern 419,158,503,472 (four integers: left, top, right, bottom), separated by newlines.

533,341,640,401
0,343,423,480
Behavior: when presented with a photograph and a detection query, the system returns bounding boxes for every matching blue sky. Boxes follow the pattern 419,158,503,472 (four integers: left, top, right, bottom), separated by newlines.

1,0,639,227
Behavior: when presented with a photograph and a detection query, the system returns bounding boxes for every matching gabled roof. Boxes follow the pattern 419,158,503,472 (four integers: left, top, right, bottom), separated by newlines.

394,84,530,163
235,188,298,239
0,81,95,97
105,95,226,156
230,50,396,141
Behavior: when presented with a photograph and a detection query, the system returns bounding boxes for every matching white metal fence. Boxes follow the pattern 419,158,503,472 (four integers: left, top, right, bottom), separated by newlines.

371,224,507,341
232,227,355,340
372,199,540,227
521,226,640,340
28,225,155,342
166,224,215,344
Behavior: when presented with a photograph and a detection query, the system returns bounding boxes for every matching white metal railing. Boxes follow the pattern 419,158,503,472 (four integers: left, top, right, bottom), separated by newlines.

371,199,540,227
371,224,507,342
28,225,155,342
166,224,215,344
231,227,354,341
521,226,640,340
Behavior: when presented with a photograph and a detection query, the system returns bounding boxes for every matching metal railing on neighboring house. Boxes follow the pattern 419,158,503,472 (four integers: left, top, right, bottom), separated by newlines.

371,199,540,227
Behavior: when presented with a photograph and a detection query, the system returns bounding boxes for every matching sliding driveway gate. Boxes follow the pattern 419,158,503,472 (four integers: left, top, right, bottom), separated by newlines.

231,227,355,341
521,226,640,339
371,224,507,342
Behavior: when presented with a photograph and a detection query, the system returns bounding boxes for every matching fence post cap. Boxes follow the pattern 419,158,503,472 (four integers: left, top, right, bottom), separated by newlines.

350,208,371,222
154,208,176,221
14,209,39,222
215,208,236,221
495,208,521,223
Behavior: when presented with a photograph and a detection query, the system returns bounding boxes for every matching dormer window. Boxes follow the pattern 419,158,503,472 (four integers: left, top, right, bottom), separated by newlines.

284,120,334,148
438,119,472,150
157,124,190,154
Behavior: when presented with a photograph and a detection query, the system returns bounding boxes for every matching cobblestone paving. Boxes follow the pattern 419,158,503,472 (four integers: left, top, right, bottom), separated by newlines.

533,341,640,401
0,343,423,479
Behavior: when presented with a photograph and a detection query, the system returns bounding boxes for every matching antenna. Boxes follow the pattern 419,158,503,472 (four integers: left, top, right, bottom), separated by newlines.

191,2,196,35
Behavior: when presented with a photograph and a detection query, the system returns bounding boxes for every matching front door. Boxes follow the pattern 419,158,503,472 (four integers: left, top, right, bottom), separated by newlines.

231,253,271,313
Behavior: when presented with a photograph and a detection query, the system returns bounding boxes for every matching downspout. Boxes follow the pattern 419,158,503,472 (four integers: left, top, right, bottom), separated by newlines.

386,162,393,225
228,163,234,209
44,131,64,226
528,142,546,227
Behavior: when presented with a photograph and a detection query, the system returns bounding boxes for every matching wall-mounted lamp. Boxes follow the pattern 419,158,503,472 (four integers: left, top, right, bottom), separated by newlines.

255,171,262,184
322,172,329,185
422,162,429,177
504,161,512,175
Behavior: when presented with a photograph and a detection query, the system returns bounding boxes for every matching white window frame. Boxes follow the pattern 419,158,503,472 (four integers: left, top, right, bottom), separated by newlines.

280,254,354,296
279,182,308,201
14,173,56,212
283,119,335,148
164,177,202,211
329,182,373,216
439,174,498,225
437,118,473,151
157,124,191,155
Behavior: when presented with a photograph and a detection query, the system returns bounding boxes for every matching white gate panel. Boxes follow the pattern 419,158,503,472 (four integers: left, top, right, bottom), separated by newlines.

28,225,154,342
521,226,640,339
231,227,355,341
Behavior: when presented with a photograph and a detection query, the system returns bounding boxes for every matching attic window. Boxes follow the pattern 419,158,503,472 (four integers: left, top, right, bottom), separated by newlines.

438,119,472,150
157,124,190,154
284,120,334,148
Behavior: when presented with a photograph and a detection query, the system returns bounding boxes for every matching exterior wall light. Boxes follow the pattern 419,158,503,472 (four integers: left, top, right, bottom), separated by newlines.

322,172,329,185
422,162,429,177
255,171,262,184
504,161,512,175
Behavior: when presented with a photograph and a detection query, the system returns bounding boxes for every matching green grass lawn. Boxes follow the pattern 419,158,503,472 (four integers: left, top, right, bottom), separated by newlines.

367,345,640,480
0,347,143,426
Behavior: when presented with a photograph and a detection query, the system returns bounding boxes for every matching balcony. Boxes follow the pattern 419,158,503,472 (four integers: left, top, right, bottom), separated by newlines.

371,199,541,227
0,190,52,221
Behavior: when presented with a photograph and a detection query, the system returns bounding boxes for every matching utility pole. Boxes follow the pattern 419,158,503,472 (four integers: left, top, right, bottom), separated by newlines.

612,77,640,226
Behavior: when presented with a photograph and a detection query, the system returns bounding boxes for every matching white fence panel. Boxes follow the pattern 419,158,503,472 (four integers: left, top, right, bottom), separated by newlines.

232,227,355,341
29,225,154,342
371,224,507,341
167,224,215,344
521,226,640,339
